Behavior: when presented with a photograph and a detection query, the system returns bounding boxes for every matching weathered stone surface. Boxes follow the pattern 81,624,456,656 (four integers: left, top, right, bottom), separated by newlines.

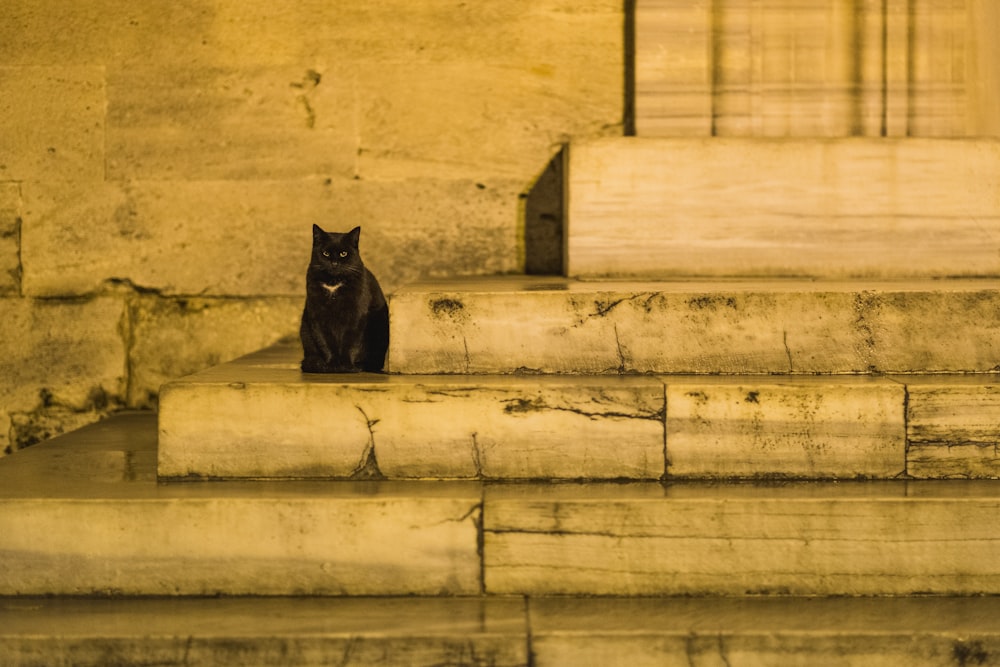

0,597,528,667
5,597,527,666
665,376,906,479
158,344,665,480
0,297,126,455
0,67,104,181
0,414,481,596
0,183,19,295
567,138,1000,279
128,295,302,408
484,481,1000,596
106,66,358,181
356,61,620,180
0,0,621,69
21,179,519,297
531,597,1000,667
905,375,1000,479
388,277,1000,374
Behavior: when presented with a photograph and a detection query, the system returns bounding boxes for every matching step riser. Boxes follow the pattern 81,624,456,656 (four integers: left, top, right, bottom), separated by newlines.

0,496,480,596
159,346,1000,481
6,597,1000,667
566,138,1000,278
388,279,1000,375
484,484,1000,596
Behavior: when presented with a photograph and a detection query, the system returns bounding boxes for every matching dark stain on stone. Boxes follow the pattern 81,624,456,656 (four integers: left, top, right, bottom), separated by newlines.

688,295,737,310
745,391,760,404
953,640,989,667
431,298,465,318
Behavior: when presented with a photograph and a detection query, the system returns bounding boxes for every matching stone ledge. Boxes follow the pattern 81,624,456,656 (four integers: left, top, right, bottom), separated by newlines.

388,277,1000,375
0,414,480,596
6,596,1000,667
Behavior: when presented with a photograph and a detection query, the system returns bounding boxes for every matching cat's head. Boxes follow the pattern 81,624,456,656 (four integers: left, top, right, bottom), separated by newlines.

310,224,364,276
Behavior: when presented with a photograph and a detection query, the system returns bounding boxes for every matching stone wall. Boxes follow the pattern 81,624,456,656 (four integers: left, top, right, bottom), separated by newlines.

0,0,624,454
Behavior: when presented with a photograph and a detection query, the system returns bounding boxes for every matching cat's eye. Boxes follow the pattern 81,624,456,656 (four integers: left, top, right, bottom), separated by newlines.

339,251,349,258
321,250,330,258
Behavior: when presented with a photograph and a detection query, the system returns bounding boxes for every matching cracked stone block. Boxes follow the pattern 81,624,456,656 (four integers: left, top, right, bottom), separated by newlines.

483,481,1000,596
128,295,303,408
0,183,19,295
21,179,519,298
106,66,358,181
904,376,1000,479
531,597,1000,666
390,277,1000,374
0,597,529,667
0,66,105,181
567,138,1000,279
158,343,665,480
0,297,127,455
0,414,482,596
664,376,906,479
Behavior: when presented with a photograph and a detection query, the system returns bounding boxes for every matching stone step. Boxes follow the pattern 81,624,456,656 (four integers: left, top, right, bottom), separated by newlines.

0,414,481,596
387,277,1000,374
5,596,1000,667
8,413,1000,598
565,137,1000,279
158,343,1000,481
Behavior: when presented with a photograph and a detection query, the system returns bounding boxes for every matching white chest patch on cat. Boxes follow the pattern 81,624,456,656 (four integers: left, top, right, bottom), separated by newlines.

321,282,343,296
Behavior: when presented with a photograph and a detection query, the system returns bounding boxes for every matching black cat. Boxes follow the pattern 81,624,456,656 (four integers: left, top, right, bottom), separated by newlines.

300,225,389,373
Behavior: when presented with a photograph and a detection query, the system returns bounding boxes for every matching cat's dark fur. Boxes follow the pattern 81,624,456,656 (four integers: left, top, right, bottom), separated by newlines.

300,225,389,373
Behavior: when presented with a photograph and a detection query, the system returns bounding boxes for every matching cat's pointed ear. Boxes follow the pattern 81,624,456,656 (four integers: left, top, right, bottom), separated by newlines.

346,226,361,248
312,224,326,241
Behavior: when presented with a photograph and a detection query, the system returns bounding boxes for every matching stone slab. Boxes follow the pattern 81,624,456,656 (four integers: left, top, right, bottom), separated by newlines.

665,376,906,479
0,414,481,596
0,597,528,667
0,66,105,181
904,375,1000,479
388,277,1000,374
20,179,519,297
531,597,1000,667
158,344,666,480
483,481,1000,596
566,138,1000,279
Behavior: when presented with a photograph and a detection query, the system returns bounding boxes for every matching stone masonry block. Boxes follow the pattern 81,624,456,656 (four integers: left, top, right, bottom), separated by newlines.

0,67,105,181
106,66,358,181
905,376,1000,479
357,60,621,181
0,183,20,295
665,377,906,479
0,297,127,413
158,344,666,480
21,179,519,297
127,295,303,409
0,297,127,454
0,0,620,70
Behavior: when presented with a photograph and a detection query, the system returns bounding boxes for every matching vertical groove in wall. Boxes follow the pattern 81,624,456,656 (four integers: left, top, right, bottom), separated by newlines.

709,0,721,136
881,0,890,136
14,182,23,298
906,0,916,135
849,0,865,135
623,0,636,135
